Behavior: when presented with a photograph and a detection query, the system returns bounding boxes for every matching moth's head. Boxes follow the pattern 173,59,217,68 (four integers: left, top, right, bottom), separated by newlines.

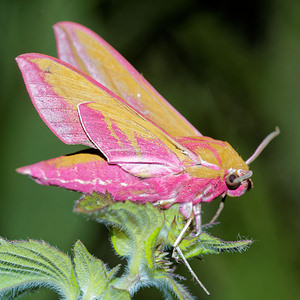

224,127,280,198
225,168,253,197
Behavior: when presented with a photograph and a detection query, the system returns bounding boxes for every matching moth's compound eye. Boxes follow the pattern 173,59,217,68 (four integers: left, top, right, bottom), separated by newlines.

225,173,241,190
246,179,253,191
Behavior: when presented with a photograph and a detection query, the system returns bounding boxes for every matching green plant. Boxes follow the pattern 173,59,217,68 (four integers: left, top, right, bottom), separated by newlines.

0,192,251,299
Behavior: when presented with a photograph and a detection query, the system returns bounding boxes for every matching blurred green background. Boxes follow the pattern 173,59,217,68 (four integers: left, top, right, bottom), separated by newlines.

0,0,299,299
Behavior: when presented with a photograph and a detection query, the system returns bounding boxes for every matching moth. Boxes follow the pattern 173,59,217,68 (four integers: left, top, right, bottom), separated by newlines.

16,22,279,294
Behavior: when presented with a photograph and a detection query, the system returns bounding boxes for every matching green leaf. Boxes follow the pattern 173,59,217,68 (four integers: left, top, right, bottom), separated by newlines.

76,193,171,292
200,233,253,252
73,240,118,299
74,191,114,213
183,232,253,259
75,194,164,237
144,226,162,269
110,228,131,256
0,238,79,299
154,273,194,300
75,194,253,297
102,286,131,300
106,264,121,279
75,193,165,267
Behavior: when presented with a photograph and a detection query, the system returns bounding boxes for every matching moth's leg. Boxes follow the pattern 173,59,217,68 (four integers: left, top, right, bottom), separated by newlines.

207,195,226,225
153,198,176,207
193,203,202,235
179,202,193,219
175,246,210,295
172,215,193,259
156,200,194,259
172,203,210,295
173,203,202,260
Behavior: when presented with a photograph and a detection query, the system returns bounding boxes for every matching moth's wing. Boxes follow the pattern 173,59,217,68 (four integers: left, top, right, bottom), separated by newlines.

17,151,109,193
16,150,145,193
77,101,194,175
16,54,95,147
16,54,196,176
53,21,202,137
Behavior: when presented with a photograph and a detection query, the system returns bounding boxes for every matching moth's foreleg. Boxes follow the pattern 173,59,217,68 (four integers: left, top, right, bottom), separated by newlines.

207,195,226,226
193,203,202,235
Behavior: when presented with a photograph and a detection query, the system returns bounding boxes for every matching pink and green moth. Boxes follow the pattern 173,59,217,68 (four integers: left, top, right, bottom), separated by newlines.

16,22,279,293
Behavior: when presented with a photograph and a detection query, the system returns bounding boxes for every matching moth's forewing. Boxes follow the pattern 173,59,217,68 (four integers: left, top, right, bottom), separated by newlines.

78,102,189,167
16,54,196,177
54,21,201,138
16,54,97,147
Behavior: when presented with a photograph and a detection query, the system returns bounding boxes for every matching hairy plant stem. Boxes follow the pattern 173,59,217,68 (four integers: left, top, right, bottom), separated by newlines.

113,243,145,292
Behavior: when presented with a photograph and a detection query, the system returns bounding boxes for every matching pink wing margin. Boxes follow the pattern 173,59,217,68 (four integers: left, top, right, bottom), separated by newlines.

53,21,202,138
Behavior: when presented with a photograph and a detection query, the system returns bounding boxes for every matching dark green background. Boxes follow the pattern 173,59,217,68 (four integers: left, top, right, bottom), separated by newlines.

1,0,299,299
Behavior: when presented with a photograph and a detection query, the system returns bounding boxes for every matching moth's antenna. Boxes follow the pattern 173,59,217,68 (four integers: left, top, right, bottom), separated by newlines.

246,127,280,165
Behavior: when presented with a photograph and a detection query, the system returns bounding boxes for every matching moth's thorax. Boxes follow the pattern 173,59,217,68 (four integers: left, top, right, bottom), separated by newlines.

177,136,249,172
177,136,251,199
